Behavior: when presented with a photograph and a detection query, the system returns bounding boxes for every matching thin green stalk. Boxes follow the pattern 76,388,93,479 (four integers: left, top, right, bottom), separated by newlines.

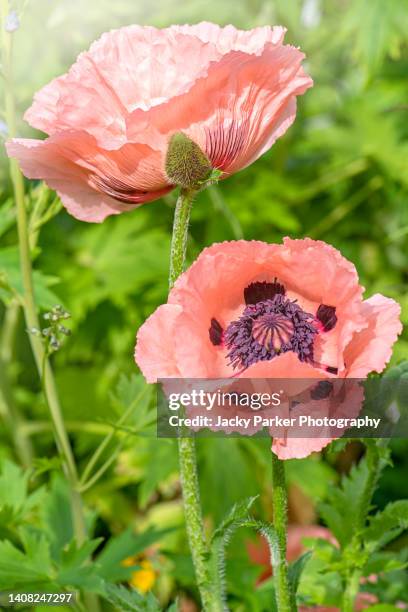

80,387,148,488
271,452,293,612
79,444,123,493
0,302,33,466
169,188,218,611
342,570,362,612
1,9,99,610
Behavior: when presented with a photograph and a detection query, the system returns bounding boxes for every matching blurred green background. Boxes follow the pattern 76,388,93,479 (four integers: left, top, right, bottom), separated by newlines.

1,0,408,609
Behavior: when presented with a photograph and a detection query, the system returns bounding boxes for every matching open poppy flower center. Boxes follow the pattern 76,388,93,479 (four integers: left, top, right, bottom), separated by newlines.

225,293,318,371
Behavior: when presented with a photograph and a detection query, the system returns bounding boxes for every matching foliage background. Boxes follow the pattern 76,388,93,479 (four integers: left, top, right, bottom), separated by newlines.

0,0,407,609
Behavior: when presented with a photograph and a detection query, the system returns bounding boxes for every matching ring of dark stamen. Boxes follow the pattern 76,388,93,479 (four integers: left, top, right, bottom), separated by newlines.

225,294,317,371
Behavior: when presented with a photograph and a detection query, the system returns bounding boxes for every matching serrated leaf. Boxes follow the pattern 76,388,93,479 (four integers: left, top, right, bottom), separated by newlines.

59,538,102,572
363,551,407,575
0,531,53,588
110,373,154,432
364,500,408,551
57,538,105,591
319,444,387,548
103,583,161,612
212,497,258,542
0,461,44,528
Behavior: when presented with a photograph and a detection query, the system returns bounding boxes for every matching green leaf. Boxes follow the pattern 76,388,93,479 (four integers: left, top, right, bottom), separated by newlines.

57,539,104,591
110,373,154,432
102,583,161,612
364,500,408,551
199,438,259,523
0,246,62,308
285,456,336,501
210,499,280,610
318,448,385,548
0,531,53,588
363,551,407,575
138,440,178,509
212,496,258,542
96,527,170,581
0,461,44,528
41,476,73,562
345,0,408,78
288,551,312,594
32,457,62,478
0,199,15,238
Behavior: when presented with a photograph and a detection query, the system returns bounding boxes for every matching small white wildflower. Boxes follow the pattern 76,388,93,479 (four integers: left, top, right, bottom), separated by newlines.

5,10,20,33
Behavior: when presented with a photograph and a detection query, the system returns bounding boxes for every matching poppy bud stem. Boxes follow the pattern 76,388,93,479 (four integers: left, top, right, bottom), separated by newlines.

169,188,221,611
271,453,294,611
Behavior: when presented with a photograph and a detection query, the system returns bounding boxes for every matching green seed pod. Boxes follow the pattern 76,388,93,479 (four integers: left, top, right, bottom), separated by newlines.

165,132,212,189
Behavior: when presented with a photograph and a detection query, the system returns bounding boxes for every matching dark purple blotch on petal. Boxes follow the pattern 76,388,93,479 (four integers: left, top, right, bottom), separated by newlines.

209,318,223,346
311,380,334,400
326,366,338,375
244,279,285,305
317,304,337,332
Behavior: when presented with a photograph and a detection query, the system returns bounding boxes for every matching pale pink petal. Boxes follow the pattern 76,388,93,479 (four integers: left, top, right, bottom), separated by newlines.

6,135,172,222
129,44,312,173
14,23,312,219
25,26,223,148
272,437,332,460
345,294,402,377
135,304,183,383
171,22,286,54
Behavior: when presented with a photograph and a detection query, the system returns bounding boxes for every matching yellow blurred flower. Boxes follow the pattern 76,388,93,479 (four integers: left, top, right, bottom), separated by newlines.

122,556,156,594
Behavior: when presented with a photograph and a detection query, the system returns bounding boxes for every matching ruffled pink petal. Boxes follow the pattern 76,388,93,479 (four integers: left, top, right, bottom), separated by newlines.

345,294,402,377
6,135,172,222
272,437,332,460
170,22,286,54
135,304,183,383
128,44,312,173
25,26,224,148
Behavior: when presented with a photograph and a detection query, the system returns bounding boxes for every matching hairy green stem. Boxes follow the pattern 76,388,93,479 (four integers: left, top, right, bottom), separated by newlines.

169,188,194,287
271,452,294,612
169,189,218,611
1,9,99,610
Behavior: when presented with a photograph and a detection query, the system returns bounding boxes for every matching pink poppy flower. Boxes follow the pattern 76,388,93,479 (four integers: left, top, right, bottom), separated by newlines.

135,238,402,459
6,23,312,222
